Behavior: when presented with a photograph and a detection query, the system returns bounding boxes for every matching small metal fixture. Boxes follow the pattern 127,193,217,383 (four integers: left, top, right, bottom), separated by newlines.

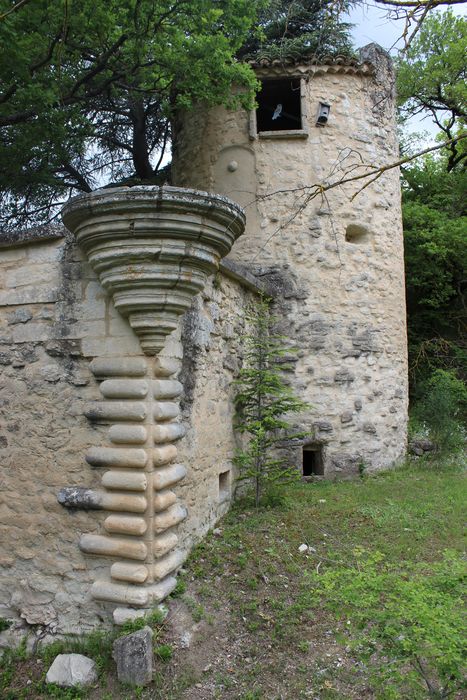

316,102,331,126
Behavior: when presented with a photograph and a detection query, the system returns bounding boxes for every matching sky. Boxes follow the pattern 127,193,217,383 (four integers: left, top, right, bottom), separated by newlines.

349,2,407,52
349,1,465,51
347,2,466,140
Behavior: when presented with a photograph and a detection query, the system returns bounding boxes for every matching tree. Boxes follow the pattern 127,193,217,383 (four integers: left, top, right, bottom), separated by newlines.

237,0,354,60
0,0,262,228
233,299,309,507
1,0,465,231
396,9,466,397
396,9,466,170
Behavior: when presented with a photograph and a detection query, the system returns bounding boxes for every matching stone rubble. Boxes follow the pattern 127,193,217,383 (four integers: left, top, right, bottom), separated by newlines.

45,653,97,688
112,626,153,687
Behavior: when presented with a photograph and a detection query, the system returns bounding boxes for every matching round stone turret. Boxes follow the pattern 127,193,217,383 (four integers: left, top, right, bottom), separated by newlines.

171,47,409,476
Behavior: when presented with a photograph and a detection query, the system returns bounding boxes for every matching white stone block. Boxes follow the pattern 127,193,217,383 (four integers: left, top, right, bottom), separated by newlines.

104,515,148,536
46,654,97,688
108,424,148,445
79,534,147,561
101,470,147,492
100,379,149,399
86,446,148,469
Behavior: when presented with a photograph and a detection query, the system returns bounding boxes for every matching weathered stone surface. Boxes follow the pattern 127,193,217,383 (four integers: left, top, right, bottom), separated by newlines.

46,654,97,688
172,49,408,481
1,52,408,634
113,607,147,626
409,438,436,456
89,357,148,378
112,626,153,687
7,309,32,325
62,186,246,355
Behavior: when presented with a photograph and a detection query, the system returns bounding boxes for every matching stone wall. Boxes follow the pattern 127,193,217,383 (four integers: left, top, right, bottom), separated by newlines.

172,47,409,477
0,230,258,637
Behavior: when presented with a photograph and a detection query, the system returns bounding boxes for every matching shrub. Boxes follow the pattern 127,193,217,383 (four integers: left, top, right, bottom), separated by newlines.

412,369,466,452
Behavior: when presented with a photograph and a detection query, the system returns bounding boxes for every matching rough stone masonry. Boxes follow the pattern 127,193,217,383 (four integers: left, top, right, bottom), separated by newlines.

0,45,408,636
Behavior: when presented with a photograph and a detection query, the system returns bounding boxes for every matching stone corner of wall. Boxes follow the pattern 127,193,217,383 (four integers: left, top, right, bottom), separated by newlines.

0,224,68,249
219,257,274,297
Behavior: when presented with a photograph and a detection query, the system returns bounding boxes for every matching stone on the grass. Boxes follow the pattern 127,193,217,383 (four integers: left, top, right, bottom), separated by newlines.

409,438,436,456
112,625,153,687
298,544,308,553
113,607,147,626
46,653,97,687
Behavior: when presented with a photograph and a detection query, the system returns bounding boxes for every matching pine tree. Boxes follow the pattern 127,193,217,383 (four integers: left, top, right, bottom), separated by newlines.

234,298,310,507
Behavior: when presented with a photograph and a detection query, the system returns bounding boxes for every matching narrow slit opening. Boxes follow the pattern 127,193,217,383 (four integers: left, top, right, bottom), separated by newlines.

302,446,324,476
219,471,230,502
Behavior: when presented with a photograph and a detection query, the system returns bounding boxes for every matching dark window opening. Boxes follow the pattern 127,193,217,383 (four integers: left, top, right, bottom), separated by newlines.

219,470,230,501
256,79,302,132
302,446,324,476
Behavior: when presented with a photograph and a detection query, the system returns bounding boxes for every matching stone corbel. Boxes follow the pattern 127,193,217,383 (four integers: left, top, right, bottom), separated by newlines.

58,186,245,615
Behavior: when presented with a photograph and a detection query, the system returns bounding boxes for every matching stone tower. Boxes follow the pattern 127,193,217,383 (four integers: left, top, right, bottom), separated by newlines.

172,45,409,477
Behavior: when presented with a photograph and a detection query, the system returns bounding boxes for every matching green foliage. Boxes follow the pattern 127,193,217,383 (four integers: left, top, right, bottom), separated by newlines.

309,549,466,699
411,369,466,452
0,0,262,227
402,154,466,394
234,298,309,507
397,9,467,119
239,0,354,61
0,618,12,632
154,644,173,662
397,9,466,171
39,629,114,673
171,577,187,598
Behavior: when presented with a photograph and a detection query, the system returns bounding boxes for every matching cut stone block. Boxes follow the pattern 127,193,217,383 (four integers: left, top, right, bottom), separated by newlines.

110,562,149,584
153,423,186,443
79,534,147,560
153,531,179,557
104,515,148,536
100,379,149,399
154,357,180,377
112,627,153,687
153,402,179,421
108,424,148,445
153,445,177,466
153,380,183,399
152,549,186,580
153,463,187,490
153,490,177,513
89,358,148,378
85,402,147,423
101,470,147,492
86,447,148,469
46,654,97,688
153,504,187,533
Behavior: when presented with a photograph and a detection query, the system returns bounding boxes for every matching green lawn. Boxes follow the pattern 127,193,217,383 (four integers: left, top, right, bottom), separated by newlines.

1,457,465,699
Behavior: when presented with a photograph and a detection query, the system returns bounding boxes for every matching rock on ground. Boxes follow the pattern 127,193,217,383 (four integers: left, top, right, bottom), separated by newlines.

112,625,153,687
46,653,97,687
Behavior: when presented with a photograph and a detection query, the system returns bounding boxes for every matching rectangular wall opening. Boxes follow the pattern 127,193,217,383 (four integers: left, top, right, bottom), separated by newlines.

218,470,230,502
256,78,302,133
302,446,324,476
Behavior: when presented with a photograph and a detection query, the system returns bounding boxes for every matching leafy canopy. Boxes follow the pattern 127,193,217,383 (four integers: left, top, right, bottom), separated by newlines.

0,0,263,227
238,0,355,61
397,9,467,170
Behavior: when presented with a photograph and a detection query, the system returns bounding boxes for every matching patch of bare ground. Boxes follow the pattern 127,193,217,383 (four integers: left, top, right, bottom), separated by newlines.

1,459,465,699
159,584,374,700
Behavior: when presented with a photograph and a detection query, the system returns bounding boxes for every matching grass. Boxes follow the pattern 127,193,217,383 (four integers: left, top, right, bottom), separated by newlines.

1,456,465,699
